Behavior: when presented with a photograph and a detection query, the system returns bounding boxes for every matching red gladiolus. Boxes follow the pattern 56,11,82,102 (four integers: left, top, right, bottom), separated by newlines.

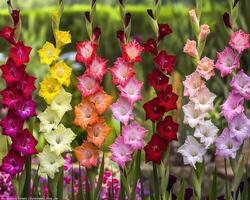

157,116,178,143
153,50,175,74
122,40,144,63
16,73,36,98
147,68,169,91
11,10,20,26
157,85,178,112
143,38,158,55
144,134,167,164
116,30,126,44
158,23,172,41
0,87,21,109
11,129,38,156
0,26,16,44
9,41,32,66
143,97,165,121
92,27,101,42
1,58,25,85
76,41,98,65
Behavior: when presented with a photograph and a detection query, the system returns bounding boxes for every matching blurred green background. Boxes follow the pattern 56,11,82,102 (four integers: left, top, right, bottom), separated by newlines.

0,0,250,152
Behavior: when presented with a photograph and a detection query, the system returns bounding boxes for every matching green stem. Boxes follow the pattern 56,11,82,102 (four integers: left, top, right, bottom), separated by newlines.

57,166,64,200
224,159,230,200
131,151,141,200
153,163,160,200
22,156,31,198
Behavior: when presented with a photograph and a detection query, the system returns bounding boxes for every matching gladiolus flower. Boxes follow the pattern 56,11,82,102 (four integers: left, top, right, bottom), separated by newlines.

49,61,72,87
221,92,244,122
144,134,167,164
44,124,76,155
92,27,101,42
85,56,107,81
157,85,178,112
189,9,198,24
228,113,250,143
9,41,32,66
183,101,206,128
215,128,241,159
74,141,99,168
122,40,143,63
76,41,97,64
118,77,143,103
0,26,16,44
1,58,25,85
16,99,36,120
38,145,65,179
38,42,60,65
196,56,215,80
39,76,61,104
110,97,134,125
230,69,250,100
38,107,61,133
198,24,210,41
143,97,165,121
0,150,25,176
215,47,240,77
147,68,169,91
11,10,20,26
229,29,249,53
122,121,147,150
11,129,38,156
158,23,172,41
183,71,205,97
143,38,158,55
194,120,218,148
156,116,178,143
0,171,16,198
76,74,100,97
87,118,111,148
189,86,216,112
0,87,21,109
89,89,113,115
16,73,36,98
116,30,126,44
110,58,135,85
55,30,71,48
109,136,133,167
153,50,175,74
50,88,72,119
183,40,198,58
74,99,99,129
178,136,206,169
0,111,24,137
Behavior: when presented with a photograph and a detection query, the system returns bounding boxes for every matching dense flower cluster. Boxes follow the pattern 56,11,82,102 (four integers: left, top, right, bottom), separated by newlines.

109,32,148,167
0,9,38,182
143,23,178,164
178,9,218,168
215,30,250,159
37,9,76,178
73,27,113,168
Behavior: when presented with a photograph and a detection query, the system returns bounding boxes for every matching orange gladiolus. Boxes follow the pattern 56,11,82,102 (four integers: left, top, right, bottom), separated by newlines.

73,141,99,168
74,99,99,129
89,89,113,115
87,118,111,148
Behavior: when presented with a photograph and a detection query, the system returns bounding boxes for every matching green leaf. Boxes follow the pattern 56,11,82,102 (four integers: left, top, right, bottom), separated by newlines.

195,0,203,20
176,178,185,200
21,156,31,197
232,156,245,192
32,166,40,198
95,154,105,200
48,177,57,198
57,166,64,200
209,168,217,200
153,163,160,200
120,169,131,199
131,151,141,200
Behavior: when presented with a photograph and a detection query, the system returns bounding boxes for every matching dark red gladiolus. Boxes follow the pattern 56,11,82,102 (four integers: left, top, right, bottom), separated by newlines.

143,97,165,121
144,134,167,164
117,30,126,44
143,38,158,55
124,13,131,28
153,50,176,74
0,26,16,44
0,150,25,176
157,85,178,112
11,10,20,26
9,41,32,66
92,27,101,42
1,58,25,85
11,129,38,156
158,23,172,41
223,12,232,29
16,99,36,120
16,73,36,98
0,87,21,109
157,116,178,143
147,68,169,91
0,111,24,137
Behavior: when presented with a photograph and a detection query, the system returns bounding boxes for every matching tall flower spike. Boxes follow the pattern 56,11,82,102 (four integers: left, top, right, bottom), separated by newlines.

0,7,38,177
37,1,76,179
